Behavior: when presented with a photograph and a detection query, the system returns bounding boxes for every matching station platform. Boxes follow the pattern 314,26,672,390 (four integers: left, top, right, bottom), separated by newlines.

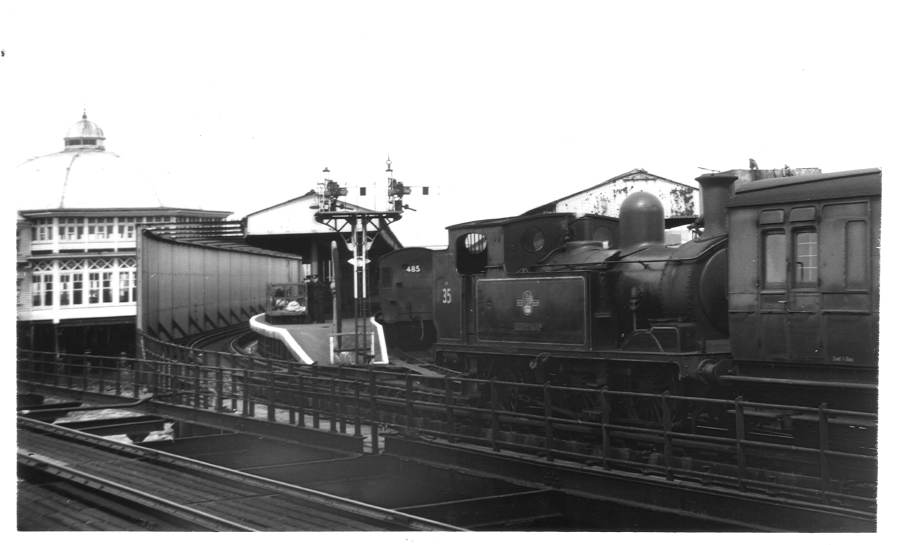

249,314,388,366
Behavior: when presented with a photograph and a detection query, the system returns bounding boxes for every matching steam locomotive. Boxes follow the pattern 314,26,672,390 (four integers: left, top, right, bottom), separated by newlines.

376,168,880,410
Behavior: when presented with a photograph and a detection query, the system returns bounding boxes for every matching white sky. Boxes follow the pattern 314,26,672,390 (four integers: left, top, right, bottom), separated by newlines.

2,1,897,247
2,1,899,538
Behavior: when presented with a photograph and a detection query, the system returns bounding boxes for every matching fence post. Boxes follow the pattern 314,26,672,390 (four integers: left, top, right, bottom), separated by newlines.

54,354,63,388
312,367,321,429
735,396,746,490
490,379,499,452
369,368,379,452
288,374,297,425
338,368,348,434
82,351,90,392
330,375,338,432
230,371,238,412
97,357,106,394
818,403,831,497
115,352,125,396
193,356,202,409
267,359,276,422
405,373,415,436
131,357,140,398
662,391,673,480
297,375,306,427
543,382,554,461
242,371,251,417
215,366,224,412
445,376,455,442
600,387,610,469
152,360,160,396
354,380,362,438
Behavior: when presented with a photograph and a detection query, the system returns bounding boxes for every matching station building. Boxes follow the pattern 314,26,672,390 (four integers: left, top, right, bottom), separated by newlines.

14,113,231,356
523,169,699,243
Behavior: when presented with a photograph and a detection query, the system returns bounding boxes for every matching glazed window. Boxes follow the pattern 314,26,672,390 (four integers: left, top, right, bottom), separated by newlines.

73,273,83,305
793,230,818,286
58,218,83,240
463,233,487,254
102,272,114,303
846,221,867,288
88,272,101,304
457,232,488,274
32,219,54,241
32,273,53,307
763,231,786,288
117,217,135,239
521,227,545,253
118,270,131,303
59,274,71,305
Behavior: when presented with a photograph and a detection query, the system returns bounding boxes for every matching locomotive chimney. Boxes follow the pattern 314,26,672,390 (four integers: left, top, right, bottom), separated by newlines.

695,173,737,238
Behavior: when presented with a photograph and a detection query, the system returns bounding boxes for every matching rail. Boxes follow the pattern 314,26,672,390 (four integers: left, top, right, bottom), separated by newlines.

17,347,877,511
18,416,462,531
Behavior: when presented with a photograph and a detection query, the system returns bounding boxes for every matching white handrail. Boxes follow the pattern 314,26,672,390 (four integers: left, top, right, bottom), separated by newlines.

248,314,315,365
368,316,389,364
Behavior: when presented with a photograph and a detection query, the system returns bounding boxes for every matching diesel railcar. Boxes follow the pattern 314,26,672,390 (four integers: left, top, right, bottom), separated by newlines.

387,168,879,410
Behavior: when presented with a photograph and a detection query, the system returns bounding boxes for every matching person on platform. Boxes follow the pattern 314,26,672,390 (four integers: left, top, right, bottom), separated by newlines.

311,275,331,324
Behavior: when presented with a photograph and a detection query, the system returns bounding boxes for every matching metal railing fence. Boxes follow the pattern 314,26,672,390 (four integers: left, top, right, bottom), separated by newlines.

17,346,876,511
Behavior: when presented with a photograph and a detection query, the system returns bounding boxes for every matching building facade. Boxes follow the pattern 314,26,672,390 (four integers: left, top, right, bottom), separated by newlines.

15,113,230,355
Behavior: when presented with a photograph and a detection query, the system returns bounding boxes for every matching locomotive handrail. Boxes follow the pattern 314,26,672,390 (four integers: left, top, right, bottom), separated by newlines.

719,374,878,391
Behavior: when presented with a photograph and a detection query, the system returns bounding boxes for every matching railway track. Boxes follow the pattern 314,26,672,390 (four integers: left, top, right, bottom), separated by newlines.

17,416,462,531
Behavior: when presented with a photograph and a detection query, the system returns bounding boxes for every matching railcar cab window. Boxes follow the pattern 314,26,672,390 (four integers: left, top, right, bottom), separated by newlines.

457,232,488,274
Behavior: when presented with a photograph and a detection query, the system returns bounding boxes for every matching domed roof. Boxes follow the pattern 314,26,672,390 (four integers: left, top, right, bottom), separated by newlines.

66,111,105,140
15,113,163,210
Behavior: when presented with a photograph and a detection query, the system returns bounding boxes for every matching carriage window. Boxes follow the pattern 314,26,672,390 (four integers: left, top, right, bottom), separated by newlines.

846,221,867,288
763,231,786,288
759,210,785,225
793,230,818,286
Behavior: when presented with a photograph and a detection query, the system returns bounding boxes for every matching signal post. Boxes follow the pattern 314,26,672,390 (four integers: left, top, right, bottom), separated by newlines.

314,160,412,364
